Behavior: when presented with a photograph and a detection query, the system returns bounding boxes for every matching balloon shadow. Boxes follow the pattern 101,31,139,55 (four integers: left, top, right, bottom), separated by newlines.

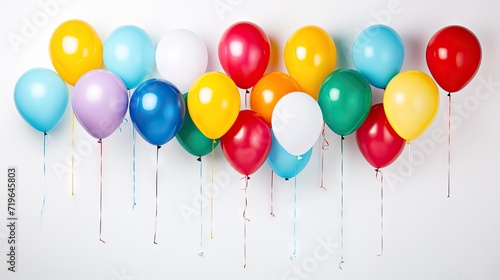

267,35,282,73
331,34,354,70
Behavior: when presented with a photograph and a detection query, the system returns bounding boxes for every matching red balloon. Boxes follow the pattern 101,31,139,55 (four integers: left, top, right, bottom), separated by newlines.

356,104,405,169
218,22,270,89
221,110,272,176
426,25,481,93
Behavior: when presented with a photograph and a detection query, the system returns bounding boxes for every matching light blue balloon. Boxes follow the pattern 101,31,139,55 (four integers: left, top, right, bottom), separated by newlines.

103,25,155,89
14,68,68,133
266,129,312,179
352,24,404,89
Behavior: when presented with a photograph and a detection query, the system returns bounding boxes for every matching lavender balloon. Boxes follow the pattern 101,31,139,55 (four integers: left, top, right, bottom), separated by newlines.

72,70,128,139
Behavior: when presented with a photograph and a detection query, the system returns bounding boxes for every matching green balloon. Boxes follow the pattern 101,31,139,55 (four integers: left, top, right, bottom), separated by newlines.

176,93,219,157
318,69,372,136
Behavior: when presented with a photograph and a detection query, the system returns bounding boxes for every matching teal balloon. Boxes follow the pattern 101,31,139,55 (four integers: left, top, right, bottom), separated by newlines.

14,68,68,132
318,68,372,136
266,129,312,179
176,93,219,157
103,25,155,89
352,24,404,89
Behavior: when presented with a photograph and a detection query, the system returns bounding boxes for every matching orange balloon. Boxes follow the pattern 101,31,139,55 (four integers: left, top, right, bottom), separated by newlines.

49,19,102,86
249,72,300,127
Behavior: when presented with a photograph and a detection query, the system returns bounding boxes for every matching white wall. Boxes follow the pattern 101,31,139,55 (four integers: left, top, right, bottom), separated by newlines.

1,0,500,279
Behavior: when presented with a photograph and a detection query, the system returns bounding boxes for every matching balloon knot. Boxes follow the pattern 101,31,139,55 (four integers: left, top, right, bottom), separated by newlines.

341,136,345,141
197,156,201,162
44,132,48,136
97,139,102,144
285,178,289,181
157,145,162,150
240,175,251,184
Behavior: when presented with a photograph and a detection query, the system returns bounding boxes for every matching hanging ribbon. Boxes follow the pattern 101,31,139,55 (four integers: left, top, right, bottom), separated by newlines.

290,175,298,260
447,92,451,197
198,156,204,257
245,89,250,109
129,89,137,209
71,113,75,197
339,136,345,269
320,122,330,191
41,132,48,219
270,171,275,217
242,175,250,268
210,139,215,240
132,124,137,208
375,168,384,256
98,139,105,244
153,145,161,245
407,140,412,177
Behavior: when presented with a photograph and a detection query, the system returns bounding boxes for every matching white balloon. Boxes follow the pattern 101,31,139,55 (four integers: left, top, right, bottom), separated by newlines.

155,29,208,93
271,92,323,156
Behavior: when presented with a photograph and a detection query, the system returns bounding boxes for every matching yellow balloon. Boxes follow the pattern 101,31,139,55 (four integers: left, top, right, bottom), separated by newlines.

383,70,440,140
284,25,337,100
188,72,241,139
49,19,102,86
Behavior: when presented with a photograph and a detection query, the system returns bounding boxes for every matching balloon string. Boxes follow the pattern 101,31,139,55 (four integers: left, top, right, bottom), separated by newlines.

290,175,297,260
98,139,105,244
339,136,345,269
320,122,329,191
242,175,250,268
447,93,451,198
270,171,275,217
41,132,48,220
376,169,384,256
153,145,161,245
407,140,412,177
210,139,215,240
198,156,204,257
71,112,75,197
245,89,250,109
132,126,137,208
129,89,137,209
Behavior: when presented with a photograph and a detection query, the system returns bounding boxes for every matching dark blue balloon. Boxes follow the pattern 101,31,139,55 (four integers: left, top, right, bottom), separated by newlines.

130,78,185,146
266,129,312,179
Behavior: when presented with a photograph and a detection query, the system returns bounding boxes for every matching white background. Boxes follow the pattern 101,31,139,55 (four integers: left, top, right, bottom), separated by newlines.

1,0,500,279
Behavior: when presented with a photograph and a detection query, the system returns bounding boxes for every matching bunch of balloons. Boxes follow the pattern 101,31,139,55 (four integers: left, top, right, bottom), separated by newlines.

13,19,481,179
14,20,192,148
350,24,481,170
